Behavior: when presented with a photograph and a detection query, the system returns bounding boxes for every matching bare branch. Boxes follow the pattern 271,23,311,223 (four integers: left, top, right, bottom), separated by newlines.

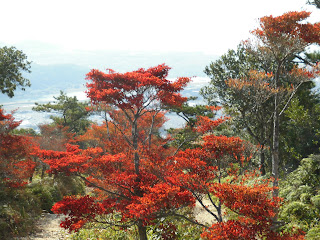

93,218,136,229
109,121,133,148
192,191,221,223
279,81,305,116
77,174,131,200
171,212,210,229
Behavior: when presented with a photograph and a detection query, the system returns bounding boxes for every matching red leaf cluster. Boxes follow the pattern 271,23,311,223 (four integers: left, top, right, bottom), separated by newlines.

252,11,320,45
172,112,303,239
52,195,104,231
0,108,36,187
86,64,190,109
201,220,304,240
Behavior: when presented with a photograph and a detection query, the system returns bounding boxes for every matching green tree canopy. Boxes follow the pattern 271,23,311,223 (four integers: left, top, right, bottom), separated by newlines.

202,11,320,179
201,44,274,174
33,91,91,135
279,155,320,237
0,46,31,97
307,0,320,8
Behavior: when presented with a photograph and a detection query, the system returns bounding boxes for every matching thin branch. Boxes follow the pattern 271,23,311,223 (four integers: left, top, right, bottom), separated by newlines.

294,54,314,67
177,112,190,123
240,110,260,143
141,95,158,113
112,182,135,196
171,212,209,229
77,174,131,200
192,191,220,222
109,121,133,148
206,191,219,212
143,110,160,147
171,133,200,157
121,109,133,124
171,139,188,157
93,219,136,229
279,81,305,116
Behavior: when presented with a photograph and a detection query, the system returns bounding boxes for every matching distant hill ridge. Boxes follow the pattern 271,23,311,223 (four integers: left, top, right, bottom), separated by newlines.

0,48,218,104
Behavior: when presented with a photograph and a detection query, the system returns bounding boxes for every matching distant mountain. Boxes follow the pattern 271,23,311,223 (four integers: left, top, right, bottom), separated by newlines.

28,64,89,90
0,63,89,105
0,43,217,130
1,75,210,131
0,43,218,105
1,41,218,77
28,49,217,79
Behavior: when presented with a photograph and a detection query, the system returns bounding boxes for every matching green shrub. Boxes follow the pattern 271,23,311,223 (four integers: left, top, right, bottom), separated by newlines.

306,226,320,240
300,192,312,204
0,175,85,238
148,216,202,240
30,184,60,212
55,175,85,196
279,155,320,236
29,175,85,212
281,201,315,222
69,223,134,240
285,185,313,202
311,195,320,209
68,210,202,240
0,187,41,238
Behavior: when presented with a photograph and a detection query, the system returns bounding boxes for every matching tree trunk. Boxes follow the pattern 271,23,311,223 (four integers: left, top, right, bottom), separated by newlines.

138,221,148,240
260,149,266,176
272,63,283,199
41,164,46,179
260,128,266,176
272,94,280,198
132,117,140,175
217,201,223,222
131,115,147,240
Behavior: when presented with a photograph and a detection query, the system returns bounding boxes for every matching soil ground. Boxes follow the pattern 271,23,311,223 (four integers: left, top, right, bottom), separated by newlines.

15,198,215,239
16,212,69,240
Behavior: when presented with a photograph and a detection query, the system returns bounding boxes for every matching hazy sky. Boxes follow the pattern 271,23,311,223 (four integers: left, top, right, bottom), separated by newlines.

1,0,319,55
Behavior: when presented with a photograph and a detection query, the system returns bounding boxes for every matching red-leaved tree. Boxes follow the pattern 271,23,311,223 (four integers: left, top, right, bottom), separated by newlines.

35,64,304,239
0,108,35,188
169,110,305,239
36,64,193,240
252,11,320,196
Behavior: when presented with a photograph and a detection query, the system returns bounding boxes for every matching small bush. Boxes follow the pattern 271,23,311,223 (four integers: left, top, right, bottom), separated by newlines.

311,195,320,209
306,226,320,240
55,175,85,196
281,201,315,222
0,175,85,238
29,175,85,212
30,184,60,212
69,223,134,240
0,187,41,238
300,193,312,204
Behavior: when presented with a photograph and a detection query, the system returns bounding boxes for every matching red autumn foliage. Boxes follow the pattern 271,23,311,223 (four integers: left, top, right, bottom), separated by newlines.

201,219,305,240
171,113,305,239
252,11,320,45
86,63,189,109
34,124,75,151
51,195,104,231
35,65,193,239
35,64,304,239
0,108,35,187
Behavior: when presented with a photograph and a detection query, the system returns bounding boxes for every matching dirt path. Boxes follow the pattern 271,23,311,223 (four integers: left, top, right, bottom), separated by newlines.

15,197,215,239
17,212,70,240
194,197,218,225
